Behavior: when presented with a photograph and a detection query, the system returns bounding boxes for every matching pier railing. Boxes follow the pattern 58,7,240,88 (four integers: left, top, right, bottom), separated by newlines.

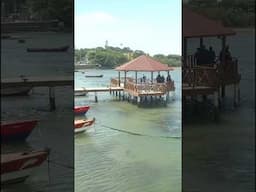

182,66,219,88
183,56,240,88
111,77,175,95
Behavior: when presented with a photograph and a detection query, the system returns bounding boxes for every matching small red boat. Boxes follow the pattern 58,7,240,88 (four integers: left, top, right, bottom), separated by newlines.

74,106,90,116
74,118,95,133
1,149,49,184
1,120,38,142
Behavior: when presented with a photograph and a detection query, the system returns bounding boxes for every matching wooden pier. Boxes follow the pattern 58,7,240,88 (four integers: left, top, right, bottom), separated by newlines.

2,76,73,111
75,56,176,107
182,8,241,120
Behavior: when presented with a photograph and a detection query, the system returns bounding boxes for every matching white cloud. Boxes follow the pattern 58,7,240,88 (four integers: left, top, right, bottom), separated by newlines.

75,12,118,25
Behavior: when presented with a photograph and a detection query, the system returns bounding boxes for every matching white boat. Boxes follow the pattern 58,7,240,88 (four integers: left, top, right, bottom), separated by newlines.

74,118,95,134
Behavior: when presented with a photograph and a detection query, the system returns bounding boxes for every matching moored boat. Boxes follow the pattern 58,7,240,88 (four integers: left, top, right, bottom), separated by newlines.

85,75,103,78
74,106,90,115
74,118,95,133
1,149,49,185
27,45,69,52
1,86,32,96
74,90,88,96
1,120,38,142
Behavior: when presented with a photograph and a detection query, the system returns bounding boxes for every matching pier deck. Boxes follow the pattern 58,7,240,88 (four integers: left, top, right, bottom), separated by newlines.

1,76,73,88
75,87,123,93
2,76,73,111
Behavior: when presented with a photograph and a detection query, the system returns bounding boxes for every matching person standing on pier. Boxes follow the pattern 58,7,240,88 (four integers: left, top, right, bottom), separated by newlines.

142,74,146,83
209,46,216,64
166,74,171,82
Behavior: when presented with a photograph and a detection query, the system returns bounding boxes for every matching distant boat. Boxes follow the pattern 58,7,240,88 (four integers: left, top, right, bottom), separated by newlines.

74,91,88,96
1,120,38,142
1,86,32,96
85,75,103,78
75,87,88,97
1,149,49,184
27,45,69,52
74,106,90,115
74,118,95,134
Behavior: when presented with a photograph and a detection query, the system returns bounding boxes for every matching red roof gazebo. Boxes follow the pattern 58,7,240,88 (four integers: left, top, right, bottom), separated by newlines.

115,55,173,85
182,7,235,66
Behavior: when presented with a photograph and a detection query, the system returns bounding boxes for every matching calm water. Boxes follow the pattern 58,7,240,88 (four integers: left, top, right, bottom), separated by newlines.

1,32,73,192
75,69,182,192
184,30,255,192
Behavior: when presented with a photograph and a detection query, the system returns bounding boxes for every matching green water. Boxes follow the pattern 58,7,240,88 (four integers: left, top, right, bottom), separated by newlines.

75,69,181,192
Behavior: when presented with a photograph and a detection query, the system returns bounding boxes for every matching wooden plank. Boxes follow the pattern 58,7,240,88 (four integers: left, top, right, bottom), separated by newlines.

1,76,73,88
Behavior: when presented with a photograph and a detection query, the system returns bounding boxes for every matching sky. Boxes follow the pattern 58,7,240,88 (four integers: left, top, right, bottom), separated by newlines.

75,0,181,55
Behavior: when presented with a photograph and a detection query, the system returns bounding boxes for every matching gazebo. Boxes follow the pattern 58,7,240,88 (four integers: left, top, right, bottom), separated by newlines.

182,7,241,111
111,55,175,105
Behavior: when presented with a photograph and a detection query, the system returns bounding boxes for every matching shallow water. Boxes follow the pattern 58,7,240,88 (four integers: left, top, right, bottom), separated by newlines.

183,30,255,192
1,32,73,192
75,69,182,192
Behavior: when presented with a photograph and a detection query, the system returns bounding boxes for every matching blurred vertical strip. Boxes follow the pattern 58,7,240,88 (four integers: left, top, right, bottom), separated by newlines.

182,0,255,191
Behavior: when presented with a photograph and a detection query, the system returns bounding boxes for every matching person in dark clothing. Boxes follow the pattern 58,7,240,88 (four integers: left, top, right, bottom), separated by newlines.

200,45,209,64
209,46,216,64
194,48,201,65
156,73,161,83
161,75,165,83
166,74,171,82
219,45,232,63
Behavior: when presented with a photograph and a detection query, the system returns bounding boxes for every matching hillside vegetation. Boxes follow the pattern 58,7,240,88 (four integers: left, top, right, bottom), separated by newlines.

75,46,181,69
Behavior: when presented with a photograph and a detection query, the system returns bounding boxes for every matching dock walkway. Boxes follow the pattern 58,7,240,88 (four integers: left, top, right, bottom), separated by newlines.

2,76,73,111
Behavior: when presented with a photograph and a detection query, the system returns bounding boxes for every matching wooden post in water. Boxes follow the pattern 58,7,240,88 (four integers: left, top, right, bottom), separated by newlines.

237,84,241,104
233,83,237,107
137,96,140,104
49,87,56,111
214,91,219,121
95,92,98,103
166,92,170,103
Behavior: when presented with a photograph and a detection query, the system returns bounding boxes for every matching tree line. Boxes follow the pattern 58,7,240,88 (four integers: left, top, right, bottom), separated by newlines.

184,0,255,27
75,46,181,68
1,0,73,29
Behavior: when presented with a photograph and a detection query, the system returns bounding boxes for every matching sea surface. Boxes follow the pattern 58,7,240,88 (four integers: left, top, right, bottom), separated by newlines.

183,29,255,192
1,32,74,192
75,68,182,192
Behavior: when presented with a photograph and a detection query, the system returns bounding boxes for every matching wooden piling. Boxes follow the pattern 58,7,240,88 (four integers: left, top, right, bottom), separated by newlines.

233,83,237,107
49,87,56,111
95,92,98,103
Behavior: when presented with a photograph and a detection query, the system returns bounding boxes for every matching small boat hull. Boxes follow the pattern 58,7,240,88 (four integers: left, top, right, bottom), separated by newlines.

27,46,69,52
1,150,49,184
74,91,88,97
74,118,95,134
85,75,103,78
1,87,32,96
74,106,90,116
1,120,38,142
